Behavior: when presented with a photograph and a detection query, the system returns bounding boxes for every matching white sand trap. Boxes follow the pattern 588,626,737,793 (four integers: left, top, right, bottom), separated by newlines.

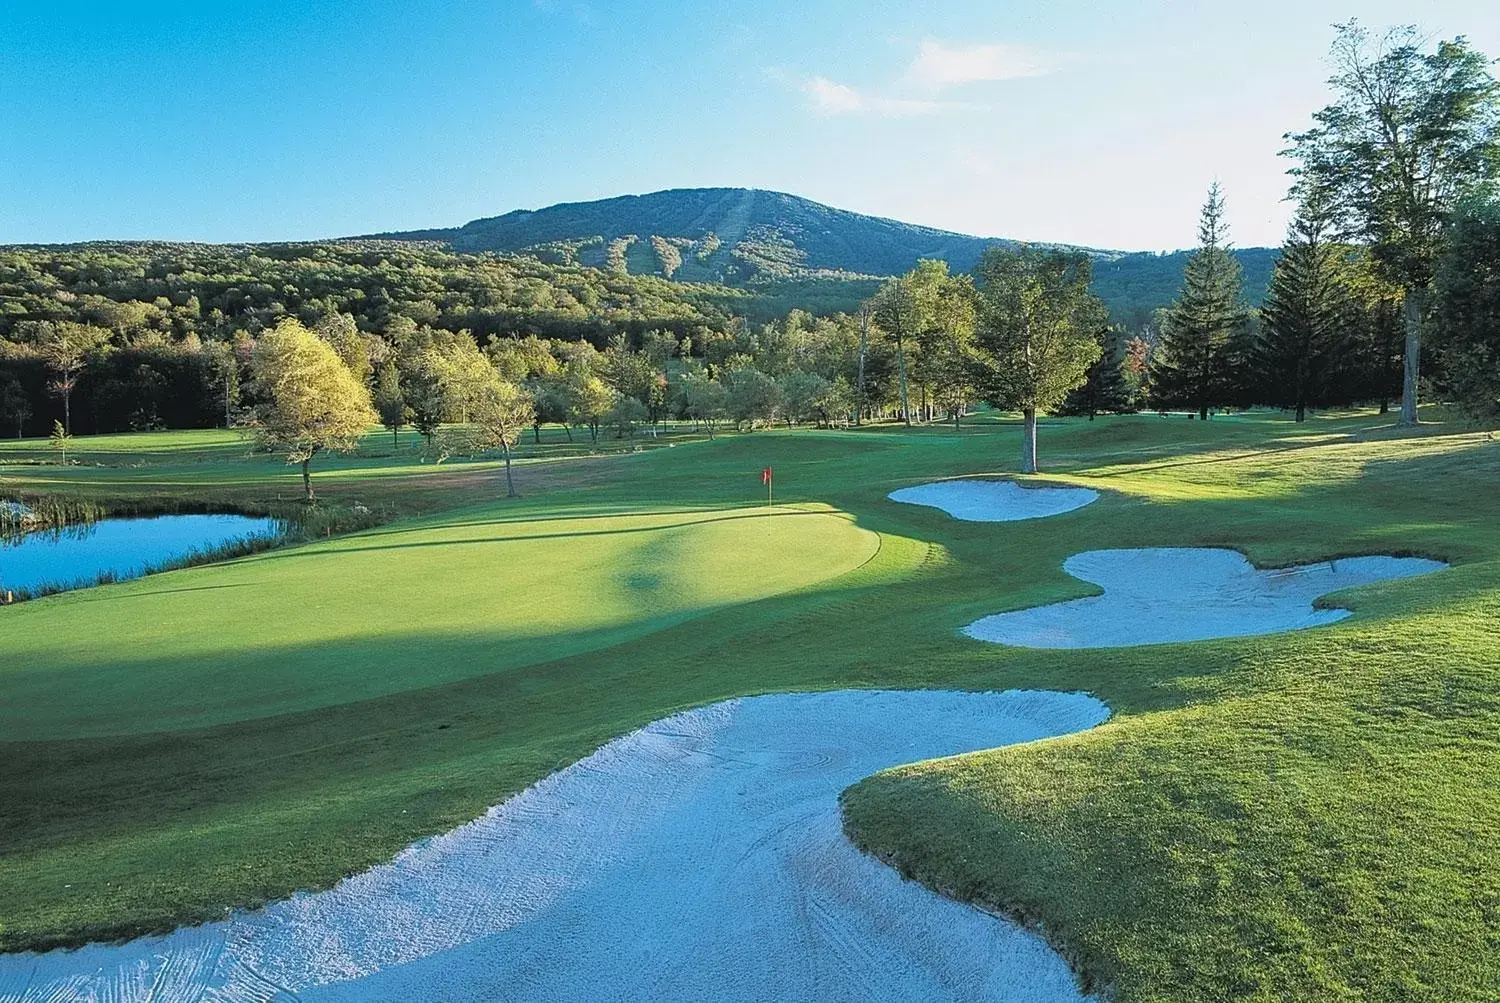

889,480,1099,522
2,690,1108,1003
965,548,1447,648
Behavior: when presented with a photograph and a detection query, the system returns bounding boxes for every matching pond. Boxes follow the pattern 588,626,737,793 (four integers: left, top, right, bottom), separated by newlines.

0,514,283,597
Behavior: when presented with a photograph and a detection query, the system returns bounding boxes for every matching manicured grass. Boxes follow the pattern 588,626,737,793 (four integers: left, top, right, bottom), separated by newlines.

2,504,877,738
2,409,1497,1003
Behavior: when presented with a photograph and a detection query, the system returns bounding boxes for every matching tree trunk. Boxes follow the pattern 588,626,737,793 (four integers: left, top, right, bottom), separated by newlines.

1295,402,1306,422
563,423,573,442
855,308,869,426
225,375,233,429
1399,291,1421,425
63,392,71,436
533,423,541,445
1020,408,1038,473
1198,404,1209,421
896,334,912,426
502,442,517,498
392,426,399,448
301,458,314,502
1379,398,1390,414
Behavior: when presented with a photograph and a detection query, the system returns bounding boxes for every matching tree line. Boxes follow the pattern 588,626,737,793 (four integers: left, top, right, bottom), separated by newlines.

1149,22,1500,428
5,21,1496,481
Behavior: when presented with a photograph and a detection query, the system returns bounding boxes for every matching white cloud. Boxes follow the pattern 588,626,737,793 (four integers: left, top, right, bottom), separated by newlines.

903,39,1059,93
804,76,951,117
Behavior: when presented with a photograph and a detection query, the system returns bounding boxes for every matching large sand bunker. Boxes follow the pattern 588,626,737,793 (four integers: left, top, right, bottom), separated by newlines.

2,690,1108,1003
889,479,1099,522
965,548,1447,648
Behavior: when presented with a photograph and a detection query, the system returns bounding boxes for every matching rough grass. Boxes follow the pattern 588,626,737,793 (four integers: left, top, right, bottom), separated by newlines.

2,409,1498,1003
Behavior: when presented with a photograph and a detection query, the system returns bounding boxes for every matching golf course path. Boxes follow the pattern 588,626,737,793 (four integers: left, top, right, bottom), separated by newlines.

888,480,1099,522
966,548,1448,648
0,690,1108,1003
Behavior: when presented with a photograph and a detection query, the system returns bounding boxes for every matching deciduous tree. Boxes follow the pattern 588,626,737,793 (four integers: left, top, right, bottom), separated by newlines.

970,246,1107,473
0,376,30,438
871,278,920,425
1431,199,1500,428
249,319,376,502
1284,22,1500,424
469,371,536,497
40,323,110,434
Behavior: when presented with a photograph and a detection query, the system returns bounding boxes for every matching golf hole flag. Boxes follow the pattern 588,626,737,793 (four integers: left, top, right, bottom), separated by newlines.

761,466,773,506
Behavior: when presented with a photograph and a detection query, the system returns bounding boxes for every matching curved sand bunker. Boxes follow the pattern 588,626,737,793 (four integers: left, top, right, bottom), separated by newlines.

3,690,1108,1003
965,548,1447,648
889,480,1099,522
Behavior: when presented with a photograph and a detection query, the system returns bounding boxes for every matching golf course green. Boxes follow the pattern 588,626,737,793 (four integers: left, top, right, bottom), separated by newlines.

3,411,1497,1003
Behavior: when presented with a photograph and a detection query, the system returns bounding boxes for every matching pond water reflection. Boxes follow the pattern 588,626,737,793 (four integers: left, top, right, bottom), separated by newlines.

0,514,283,596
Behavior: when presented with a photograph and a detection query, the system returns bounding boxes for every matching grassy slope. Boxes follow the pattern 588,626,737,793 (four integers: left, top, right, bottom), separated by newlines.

2,412,1497,1003
842,419,1500,1002
2,505,877,738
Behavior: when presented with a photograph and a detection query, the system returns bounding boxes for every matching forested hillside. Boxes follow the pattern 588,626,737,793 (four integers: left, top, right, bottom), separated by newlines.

0,193,1285,439
374,187,1276,317
0,241,750,435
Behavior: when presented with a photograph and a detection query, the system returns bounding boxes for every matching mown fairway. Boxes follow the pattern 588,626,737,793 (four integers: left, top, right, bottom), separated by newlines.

3,413,1498,1003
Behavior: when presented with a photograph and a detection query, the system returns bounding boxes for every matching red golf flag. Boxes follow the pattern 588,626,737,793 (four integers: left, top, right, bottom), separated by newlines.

761,466,772,484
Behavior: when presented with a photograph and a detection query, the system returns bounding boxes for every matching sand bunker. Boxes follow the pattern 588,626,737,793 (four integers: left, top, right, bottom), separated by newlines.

889,480,1099,522
965,548,1447,648
3,690,1108,1003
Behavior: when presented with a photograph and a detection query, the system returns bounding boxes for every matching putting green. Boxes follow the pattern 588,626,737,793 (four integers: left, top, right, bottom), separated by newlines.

0,504,877,739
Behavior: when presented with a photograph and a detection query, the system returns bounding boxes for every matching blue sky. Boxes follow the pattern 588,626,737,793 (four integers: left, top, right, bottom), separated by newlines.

3,1,1498,249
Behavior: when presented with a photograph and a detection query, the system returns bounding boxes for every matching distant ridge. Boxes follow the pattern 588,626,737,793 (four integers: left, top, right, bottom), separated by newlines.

372,187,1094,282
366,187,1276,314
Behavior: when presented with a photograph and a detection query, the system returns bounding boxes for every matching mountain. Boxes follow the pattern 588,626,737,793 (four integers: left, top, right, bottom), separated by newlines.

371,187,1276,319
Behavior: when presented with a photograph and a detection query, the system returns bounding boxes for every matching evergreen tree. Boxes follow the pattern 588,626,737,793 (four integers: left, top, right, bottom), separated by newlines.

1059,326,1134,419
1151,184,1249,419
372,361,409,447
1253,195,1352,421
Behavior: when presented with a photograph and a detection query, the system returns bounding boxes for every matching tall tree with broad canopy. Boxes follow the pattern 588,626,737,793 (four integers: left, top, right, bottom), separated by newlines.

569,373,614,443
1255,193,1355,421
468,370,536,498
871,277,919,425
677,369,728,438
249,319,376,502
1430,199,1500,429
969,246,1107,473
1284,21,1500,425
778,370,829,427
40,323,110,434
1151,184,1249,420
910,260,977,424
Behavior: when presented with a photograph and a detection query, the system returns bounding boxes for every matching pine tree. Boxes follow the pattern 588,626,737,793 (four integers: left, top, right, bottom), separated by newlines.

1059,326,1134,419
1151,184,1249,419
1253,195,1352,421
